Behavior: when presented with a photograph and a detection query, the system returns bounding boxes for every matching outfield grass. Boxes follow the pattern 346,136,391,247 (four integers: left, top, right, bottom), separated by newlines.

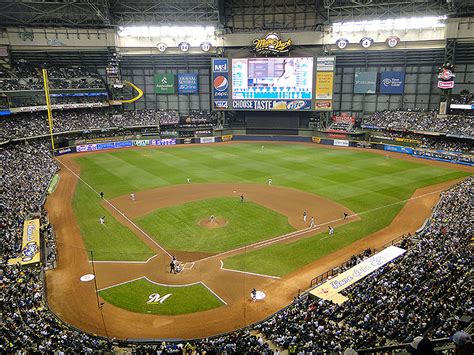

73,182,155,261
135,197,295,253
73,143,468,268
99,278,224,315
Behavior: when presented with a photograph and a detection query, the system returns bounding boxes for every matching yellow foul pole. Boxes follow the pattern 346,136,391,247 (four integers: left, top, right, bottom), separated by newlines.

42,68,55,151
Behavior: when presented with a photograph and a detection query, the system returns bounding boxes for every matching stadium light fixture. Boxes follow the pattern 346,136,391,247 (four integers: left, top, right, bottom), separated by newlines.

118,25,216,39
333,15,448,33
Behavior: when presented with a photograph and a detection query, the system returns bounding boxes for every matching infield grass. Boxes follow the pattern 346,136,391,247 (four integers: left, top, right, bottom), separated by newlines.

135,197,295,253
73,143,469,270
99,278,224,315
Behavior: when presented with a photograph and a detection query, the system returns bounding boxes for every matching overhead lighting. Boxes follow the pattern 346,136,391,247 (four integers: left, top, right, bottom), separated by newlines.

333,15,448,33
118,25,215,39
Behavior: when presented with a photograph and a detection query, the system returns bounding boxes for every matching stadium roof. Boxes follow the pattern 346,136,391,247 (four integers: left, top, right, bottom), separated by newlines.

0,0,472,31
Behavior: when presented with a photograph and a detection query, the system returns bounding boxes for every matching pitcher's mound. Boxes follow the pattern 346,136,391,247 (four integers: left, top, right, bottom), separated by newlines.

198,217,228,229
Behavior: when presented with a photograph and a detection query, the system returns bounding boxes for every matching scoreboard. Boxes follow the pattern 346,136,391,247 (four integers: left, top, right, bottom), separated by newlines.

212,56,334,111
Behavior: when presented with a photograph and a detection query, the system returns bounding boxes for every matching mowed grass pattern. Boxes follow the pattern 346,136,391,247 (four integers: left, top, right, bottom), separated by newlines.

135,197,295,253
73,182,155,261
99,278,224,315
73,143,468,270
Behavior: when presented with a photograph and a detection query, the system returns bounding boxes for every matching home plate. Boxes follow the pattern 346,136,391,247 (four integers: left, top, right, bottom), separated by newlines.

80,274,95,282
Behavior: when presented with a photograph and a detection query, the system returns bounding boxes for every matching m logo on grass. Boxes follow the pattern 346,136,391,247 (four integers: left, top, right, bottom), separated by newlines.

147,293,172,304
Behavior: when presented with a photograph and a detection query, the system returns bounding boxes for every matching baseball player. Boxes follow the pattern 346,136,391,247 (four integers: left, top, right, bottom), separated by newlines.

343,212,348,220
187,178,191,184
310,216,315,228
130,193,136,201
267,178,272,186
99,216,105,225
329,226,334,235
99,191,104,199
303,211,307,222
240,194,245,203
210,215,215,223
251,288,257,302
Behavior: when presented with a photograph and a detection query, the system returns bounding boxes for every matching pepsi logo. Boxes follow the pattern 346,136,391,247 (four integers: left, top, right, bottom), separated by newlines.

213,76,228,91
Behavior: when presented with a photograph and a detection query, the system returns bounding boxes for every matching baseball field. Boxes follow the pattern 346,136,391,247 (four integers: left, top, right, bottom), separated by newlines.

45,142,471,338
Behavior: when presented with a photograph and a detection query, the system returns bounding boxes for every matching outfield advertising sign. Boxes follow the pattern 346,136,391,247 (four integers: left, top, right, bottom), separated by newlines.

354,71,377,94
333,139,349,147
200,137,216,144
213,73,229,99
212,58,230,110
154,73,175,94
177,73,198,94
384,144,413,154
316,72,334,100
379,71,405,94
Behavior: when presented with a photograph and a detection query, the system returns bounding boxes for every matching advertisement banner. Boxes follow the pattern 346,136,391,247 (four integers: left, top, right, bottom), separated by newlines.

221,134,233,142
154,73,175,94
333,139,349,147
134,140,150,147
177,73,199,94
437,80,454,89
316,57,335,71
200,137,216,144
213,73,229,100
314,100,333,111
232,99,311,111
8,219,41,266
310,246,406,304
214,100,229,109
379,71,405,94
394,137,420,144
384,144,414,154
150,139,176,146
354,71,377,94
213,58,229,73
316,72,334,99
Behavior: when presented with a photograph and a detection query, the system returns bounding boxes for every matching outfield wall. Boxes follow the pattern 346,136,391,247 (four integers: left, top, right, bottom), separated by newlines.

53,133,473,167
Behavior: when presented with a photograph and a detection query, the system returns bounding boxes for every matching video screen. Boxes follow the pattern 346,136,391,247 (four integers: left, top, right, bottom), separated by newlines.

232,57,313,100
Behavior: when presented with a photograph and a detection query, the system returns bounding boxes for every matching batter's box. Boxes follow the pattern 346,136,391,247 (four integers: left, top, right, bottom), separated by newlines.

183,262,195,270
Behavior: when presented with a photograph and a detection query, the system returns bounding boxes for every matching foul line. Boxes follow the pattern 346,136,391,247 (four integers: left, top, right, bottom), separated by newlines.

88,254,158,264
55,158,172,258
219,260,280,280
200,281,228,305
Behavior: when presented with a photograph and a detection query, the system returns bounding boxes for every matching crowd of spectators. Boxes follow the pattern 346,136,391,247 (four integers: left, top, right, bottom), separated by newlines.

0,62,105,92
363,110,473,137
253,177,472,352
370,130,473,153
0,136,471,352
0,109,220,141
0,109,172,140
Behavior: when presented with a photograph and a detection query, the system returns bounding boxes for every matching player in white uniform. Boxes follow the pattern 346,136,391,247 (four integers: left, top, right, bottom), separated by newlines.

268,178,272,186
130,193,136,201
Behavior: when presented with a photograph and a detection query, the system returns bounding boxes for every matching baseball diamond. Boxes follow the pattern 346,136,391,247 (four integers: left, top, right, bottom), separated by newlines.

2,3,474,352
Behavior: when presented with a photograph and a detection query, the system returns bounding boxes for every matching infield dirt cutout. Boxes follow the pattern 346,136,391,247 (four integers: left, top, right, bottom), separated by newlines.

198,217,228,229
44,147,471,340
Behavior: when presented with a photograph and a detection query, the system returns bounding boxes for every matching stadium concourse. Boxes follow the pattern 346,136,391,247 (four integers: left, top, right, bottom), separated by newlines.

1,0,474,352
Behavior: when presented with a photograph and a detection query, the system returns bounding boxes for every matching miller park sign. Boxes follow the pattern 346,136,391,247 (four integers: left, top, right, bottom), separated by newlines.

252,32,292,55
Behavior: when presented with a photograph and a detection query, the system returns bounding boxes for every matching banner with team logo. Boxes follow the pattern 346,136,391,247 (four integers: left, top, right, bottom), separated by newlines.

8,219,41,265
212,58,230,110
